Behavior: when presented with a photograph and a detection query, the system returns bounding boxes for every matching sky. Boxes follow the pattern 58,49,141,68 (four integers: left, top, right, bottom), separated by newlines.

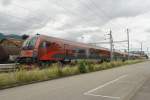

0,0,150,52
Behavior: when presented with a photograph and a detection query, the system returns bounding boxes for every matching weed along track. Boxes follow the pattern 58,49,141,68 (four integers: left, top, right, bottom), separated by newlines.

0,60,144,89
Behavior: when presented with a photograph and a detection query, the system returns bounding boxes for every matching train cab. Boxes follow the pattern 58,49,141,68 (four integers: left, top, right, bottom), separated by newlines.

18,35,40,63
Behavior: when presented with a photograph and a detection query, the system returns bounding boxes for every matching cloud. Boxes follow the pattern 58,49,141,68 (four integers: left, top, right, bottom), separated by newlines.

1,0,12,6
0,0,150,52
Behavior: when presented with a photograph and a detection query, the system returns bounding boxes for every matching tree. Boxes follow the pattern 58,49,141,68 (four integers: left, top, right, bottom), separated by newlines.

22,34,29,40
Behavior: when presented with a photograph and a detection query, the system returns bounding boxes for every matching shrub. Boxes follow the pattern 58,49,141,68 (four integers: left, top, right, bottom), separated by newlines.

78,60,87,73
51,63,63,76
88,63,94,72
110,62,116,67
93,64,102,71
0,60,144,89
0,73,16,87
110,61,122,67
15,69,48,83
116,61,123,66
44,67,61,79
62,66,79,76
101,62,111,69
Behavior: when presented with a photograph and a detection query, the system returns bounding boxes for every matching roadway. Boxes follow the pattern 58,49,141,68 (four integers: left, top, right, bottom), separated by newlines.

131,72,150,100
0,61,150,100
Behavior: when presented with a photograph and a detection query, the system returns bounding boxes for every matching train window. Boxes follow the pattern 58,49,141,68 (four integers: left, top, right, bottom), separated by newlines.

72,50,76,53
46,42,51,48
22,37,37,49
40,41,51,48
78,49,85,53
40,42,46,48
89,48,99,55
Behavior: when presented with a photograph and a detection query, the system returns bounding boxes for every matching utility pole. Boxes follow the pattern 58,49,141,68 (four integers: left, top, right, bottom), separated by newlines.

88,29,129,61
147,47,149,56
109,29,113,61
141,42,143,55
81,35,84,42
127,28,130,60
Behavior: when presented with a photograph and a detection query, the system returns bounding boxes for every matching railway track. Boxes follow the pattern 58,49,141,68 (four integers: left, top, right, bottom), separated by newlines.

0,63,18,72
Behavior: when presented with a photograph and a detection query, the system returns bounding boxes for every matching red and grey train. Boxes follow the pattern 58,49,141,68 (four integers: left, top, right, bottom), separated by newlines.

18,34,137,64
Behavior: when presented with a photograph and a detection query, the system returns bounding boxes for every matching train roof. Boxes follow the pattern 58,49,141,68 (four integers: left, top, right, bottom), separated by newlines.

38,34,110,51
31,34,138,56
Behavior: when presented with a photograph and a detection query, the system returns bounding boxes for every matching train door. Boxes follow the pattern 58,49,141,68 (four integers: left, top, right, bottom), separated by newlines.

64,44,71,61
86,49,90,59
64,44,68,57
38,41,50,61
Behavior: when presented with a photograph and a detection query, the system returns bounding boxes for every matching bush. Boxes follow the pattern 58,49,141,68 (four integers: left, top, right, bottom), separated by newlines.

87,63,94,72
110,61,122,67
44,67,61,79
15,69,48,83
101,62,111,69
62,66,80,76
0,60,144,89
93,64,102,71
50,63,63,76
0,73,16,87
78,60,87,73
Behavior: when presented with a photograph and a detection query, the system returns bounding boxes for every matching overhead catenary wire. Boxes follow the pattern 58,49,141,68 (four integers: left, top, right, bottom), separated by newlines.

4,0,126,33
11,3,53,22
46,0,108,38
90,1,129,53
50,0,105,27
0,11,48,29
11,1,106,35
0,11,32,28
12,0,122,33
1,0,129,48
88,0,126,30
78,0,128,47
77,0,105,21
87,0,129,45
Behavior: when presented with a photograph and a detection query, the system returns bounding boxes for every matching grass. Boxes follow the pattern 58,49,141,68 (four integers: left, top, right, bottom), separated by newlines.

0,60,144,89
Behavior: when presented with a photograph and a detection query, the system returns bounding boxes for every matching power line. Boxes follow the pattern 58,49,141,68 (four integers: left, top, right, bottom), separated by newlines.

78,0,104,21
1,1,106,40
12,3,52,21
54,0,90,22
87,0,111,19
88,0,129,45
2,0,129,47
0,12,31,27
0,11,48,35
88,40,127,44
79,0,127,47
50,0,107,39
52,0,104,26
13,0,124,35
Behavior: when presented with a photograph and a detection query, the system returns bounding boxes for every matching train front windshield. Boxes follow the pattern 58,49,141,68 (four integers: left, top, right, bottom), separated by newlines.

22,37,37,50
